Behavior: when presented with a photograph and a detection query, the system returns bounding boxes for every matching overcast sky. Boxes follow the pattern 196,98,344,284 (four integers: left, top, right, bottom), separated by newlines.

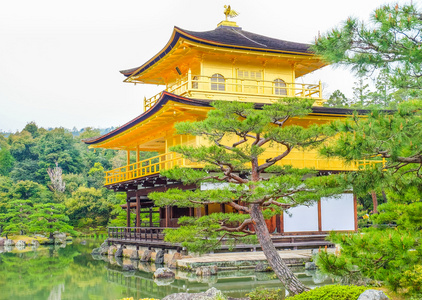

0,0,411,132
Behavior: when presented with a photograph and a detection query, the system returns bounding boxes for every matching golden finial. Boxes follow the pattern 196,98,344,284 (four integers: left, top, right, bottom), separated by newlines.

224,5,239,21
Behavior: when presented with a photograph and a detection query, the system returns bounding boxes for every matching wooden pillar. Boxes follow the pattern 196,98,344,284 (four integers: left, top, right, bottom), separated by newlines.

317,200,322,232
280,212,284,234
204,204,209,216
189,207,194,216
195,207,202,218
136,145,140,162
136,194,140,228
220,204,225,213
126,150,131,165
126,197,131,228
276,214,281,234
165,206,170,227
371,190,378,214
149,207,153,227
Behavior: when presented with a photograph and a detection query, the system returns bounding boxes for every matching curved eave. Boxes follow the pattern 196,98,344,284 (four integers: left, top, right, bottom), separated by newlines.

83,92,211,148
84,92,370,149
120,26,318,78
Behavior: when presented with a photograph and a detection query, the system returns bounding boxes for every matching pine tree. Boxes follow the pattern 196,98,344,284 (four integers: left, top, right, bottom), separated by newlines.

149,98,344,295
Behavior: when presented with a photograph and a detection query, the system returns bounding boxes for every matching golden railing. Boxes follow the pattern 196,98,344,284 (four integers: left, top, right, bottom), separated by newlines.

144,73,323,112
104,152,200,185
104,149,382,185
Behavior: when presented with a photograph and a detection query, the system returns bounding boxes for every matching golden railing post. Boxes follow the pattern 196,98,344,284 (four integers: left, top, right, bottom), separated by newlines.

187,68,192,92
318,80,322,98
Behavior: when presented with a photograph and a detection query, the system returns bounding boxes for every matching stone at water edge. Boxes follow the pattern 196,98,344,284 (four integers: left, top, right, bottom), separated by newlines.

357,290,389,300
15,240,26,247
4,239,14,246
153,267,175,279
255,262,271,272
162,287,225,300
305,262,317,270
155,250,165,264
140,249,154,262
168,252,183,268
91,241,109,255
115,247,124,258
130,249,139,260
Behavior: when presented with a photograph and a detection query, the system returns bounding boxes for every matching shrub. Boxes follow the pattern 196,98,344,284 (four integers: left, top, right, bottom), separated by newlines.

288,285,369,300
247,287,283,300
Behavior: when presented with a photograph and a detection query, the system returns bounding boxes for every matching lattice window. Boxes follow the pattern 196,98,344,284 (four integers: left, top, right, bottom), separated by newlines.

274,78,287,95
211,74,225,91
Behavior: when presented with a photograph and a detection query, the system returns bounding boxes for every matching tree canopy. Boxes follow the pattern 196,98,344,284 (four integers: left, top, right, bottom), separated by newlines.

150,98,344,295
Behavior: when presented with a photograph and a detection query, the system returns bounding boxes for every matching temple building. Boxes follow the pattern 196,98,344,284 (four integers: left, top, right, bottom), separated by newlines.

84,14,358,248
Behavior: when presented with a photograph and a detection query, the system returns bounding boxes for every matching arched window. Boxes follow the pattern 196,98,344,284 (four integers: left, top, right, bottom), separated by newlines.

274,79,287,95
211,74,225,91
192,76,198,89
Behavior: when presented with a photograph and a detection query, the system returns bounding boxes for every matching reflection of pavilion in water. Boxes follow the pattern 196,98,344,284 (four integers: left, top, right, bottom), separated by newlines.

105,260,333,299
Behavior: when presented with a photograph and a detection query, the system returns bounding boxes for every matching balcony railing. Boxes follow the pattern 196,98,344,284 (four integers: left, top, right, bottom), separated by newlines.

104,152,200,185
144,73,323,112
104,148,379,185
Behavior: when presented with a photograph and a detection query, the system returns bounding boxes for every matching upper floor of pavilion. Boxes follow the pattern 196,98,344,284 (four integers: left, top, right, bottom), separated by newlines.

120,19,326,112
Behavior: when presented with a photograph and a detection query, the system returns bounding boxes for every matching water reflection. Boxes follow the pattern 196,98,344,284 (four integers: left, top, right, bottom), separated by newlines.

0,240,336,300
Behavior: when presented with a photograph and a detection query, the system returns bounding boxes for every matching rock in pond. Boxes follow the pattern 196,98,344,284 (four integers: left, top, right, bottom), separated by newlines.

357,290,389,300
162,287,224,300
153,267,175,279
130,249,139,260
305,262,317,270
15,240,26,247
115,246,124,258
196,265,218,276
255,262,271,272
140,249,154,262
4,239,14,246
91,241,109,255
53,232,67,244
155,249,165,264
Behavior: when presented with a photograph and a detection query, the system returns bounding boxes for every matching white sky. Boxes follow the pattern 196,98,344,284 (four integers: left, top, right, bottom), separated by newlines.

0,0,411,132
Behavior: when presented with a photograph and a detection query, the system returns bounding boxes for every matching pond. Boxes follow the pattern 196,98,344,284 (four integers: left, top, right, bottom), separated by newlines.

0,239,335,300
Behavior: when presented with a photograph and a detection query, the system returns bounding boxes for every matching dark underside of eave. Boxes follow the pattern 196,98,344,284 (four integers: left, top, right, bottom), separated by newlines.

120,26,313,77
83,91,370,146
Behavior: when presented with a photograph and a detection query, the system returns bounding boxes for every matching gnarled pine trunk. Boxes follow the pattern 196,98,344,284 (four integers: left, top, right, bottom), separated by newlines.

249,204,310,296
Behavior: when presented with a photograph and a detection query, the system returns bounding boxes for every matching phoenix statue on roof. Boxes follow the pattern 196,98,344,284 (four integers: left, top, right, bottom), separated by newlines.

224,5,239,21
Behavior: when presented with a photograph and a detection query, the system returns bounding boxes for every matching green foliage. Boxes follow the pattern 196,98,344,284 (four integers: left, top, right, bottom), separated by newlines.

313,3,422,91
151,98,343,258
0,123,152,233
29,203,74,237
0,147,14,176
320,100,422,195
324,90,350,108
287,285,369,300
399,265,422,296
317,229,422,295
65,187,113,228
247,287,283,300
163,213,257,253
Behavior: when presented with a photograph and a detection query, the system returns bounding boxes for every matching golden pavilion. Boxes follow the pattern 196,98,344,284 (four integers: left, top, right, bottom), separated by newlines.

84,13,358,248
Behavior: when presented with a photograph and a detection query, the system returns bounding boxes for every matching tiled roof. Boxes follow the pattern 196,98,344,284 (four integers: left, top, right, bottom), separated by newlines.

178,26,311,54
120,26,312,77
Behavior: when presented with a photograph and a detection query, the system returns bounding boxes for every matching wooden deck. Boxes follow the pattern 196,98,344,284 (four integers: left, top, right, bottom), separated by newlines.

107,227,334,250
